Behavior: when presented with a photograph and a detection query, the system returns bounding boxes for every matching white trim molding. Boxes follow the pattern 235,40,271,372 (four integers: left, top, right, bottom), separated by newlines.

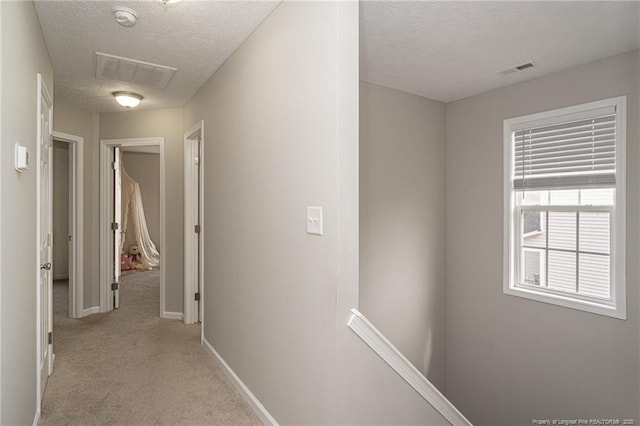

203,338,278,425
162,312,184,321
0,13,3,418
80,306,100,318
347,309,471,426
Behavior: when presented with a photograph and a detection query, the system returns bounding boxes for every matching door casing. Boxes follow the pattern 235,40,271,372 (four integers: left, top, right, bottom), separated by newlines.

99,137,166,316
51,131,84,319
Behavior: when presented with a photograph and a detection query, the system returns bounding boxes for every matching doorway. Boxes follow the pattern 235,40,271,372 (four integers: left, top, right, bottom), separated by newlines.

51,131,84,320
99,137,166,316
184,121,204,327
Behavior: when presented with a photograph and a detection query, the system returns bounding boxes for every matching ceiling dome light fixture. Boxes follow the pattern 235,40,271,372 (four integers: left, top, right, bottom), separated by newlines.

113,6,139,27
161,0,181,4
113,91,143,108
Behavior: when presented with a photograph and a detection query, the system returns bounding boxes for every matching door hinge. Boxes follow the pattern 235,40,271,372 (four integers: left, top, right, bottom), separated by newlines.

69,235,73,242
194,225,200,234
111,222,119,231
195,292,201,301
112,161,119,170
111,282,119,291
48,332,53,345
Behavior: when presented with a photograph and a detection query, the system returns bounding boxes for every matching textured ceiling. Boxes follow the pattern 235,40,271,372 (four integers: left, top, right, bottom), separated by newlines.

360,1,640,103
34,0,279,112
35,1,640,110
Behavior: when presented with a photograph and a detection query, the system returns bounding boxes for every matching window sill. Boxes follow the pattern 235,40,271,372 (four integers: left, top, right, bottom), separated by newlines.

503,284,626,320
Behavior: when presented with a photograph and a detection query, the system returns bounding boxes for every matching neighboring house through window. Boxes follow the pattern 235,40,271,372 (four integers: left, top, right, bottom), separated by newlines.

503,96,626,319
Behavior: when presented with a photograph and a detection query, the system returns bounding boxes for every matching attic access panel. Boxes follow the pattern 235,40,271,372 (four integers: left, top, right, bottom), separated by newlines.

95,52,177,90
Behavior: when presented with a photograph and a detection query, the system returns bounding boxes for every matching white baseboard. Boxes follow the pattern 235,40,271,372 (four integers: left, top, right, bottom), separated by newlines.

80,306,100,317
203,338,277,425
32,409,40,426
162,311,183,320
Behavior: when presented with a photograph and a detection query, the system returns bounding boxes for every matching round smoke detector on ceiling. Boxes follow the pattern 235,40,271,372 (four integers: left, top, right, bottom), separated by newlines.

113,7,138,27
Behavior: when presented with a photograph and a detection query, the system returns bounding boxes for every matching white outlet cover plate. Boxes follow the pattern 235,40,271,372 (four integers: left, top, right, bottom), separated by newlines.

307,206,323,236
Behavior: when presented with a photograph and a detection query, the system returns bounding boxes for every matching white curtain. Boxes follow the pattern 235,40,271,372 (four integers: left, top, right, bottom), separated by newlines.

120,160,160,268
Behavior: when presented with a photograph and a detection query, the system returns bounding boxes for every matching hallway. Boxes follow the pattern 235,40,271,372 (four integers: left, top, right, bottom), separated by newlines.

40,270,260,425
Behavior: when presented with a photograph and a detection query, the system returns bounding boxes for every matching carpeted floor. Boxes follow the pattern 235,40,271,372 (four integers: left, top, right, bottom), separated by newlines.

41,270,261,426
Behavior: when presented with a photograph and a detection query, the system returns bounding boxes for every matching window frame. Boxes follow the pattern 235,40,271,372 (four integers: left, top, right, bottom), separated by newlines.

503,96,626,319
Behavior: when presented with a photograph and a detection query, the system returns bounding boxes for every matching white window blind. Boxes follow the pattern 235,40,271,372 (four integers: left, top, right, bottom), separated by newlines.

513,105,617,190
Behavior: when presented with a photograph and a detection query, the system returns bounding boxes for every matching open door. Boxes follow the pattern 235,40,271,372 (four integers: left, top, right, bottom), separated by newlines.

38,74,54,399
113,146,122,309
196,137,201,323
184,123,203,325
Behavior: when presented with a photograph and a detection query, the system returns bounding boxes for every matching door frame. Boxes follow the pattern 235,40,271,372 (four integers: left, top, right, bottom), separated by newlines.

99,137,166,316
52,131,84,319
36,73,53,413
183,121,204,328
0,28,2,422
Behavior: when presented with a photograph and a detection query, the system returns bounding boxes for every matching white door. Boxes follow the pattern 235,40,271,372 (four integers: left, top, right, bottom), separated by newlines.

196,137,201,323
113,146,122,308
38,74,54,398
184,135,201,324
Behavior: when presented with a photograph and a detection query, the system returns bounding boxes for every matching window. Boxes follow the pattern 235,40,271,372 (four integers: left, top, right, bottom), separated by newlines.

503,97,626,319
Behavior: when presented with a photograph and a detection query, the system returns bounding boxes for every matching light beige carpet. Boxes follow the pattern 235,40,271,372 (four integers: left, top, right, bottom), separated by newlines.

41,270,261,426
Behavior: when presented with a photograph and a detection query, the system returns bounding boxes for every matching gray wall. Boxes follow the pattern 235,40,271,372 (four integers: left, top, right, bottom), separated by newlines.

446,50,640,424
100,108,184,314
184,2,449,424
52,141,69,279
360,81,447,389
53,99,99,309
0,1,54,424
122,152,160,249
183,3,340,421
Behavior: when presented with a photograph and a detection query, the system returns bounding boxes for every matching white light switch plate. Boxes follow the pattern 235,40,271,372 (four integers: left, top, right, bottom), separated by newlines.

307,206,323,236
14,144,29,172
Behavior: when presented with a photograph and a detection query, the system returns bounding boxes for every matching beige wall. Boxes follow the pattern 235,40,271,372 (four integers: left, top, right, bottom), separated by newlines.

0,1,54,424
360,81,447,389
122,152,160,249
100,108,183,314
52,99,99,309
52,141,69,278
446,50,640,424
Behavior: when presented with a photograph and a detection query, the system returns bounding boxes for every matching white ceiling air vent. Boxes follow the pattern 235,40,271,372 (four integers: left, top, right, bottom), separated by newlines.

95,52,177,90
498,62,534,76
